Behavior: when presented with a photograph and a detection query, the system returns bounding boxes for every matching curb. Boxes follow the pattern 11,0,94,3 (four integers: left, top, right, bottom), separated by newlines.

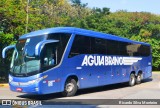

0,83,9,87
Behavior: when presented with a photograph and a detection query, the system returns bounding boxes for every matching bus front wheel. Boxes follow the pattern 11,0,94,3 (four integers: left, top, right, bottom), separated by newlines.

129,73,136,86
62,78,77,97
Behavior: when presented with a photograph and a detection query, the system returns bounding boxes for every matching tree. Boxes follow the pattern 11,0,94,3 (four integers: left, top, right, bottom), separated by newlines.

70,0,88,7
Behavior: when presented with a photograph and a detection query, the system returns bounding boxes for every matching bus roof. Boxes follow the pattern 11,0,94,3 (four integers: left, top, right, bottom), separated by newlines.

19,27,150,46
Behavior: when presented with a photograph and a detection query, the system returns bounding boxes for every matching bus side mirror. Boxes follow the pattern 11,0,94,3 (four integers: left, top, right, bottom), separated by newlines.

35,40,59,56
2,45,15,58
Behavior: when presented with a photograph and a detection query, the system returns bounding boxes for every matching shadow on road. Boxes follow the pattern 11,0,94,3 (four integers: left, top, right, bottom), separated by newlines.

17,78,153,100
142,78,153,83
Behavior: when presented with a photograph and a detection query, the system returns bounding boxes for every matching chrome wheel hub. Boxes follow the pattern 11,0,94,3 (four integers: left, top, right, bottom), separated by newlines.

66,83,74,93
131,77,135,84
137,75,141,81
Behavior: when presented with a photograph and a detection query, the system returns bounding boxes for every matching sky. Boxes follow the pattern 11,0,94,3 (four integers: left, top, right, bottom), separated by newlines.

81,0,160,15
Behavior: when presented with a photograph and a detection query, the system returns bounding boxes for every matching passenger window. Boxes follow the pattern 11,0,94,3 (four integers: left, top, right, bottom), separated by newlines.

106,39,119,55
138,45,150,56
91,38,106,54
124,43,150,57
69,35,91,57
69,35,150,57
47,33,71,63
119,42,130,56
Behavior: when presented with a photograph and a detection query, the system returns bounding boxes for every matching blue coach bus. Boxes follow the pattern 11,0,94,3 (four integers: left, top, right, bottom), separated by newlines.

2,27,152,96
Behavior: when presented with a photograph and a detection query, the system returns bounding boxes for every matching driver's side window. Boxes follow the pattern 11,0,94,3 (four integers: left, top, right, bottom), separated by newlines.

44,48,55,66
41,43,57,71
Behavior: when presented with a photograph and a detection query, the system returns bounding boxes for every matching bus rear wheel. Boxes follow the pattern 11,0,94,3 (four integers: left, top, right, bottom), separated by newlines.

136,73,142,84
129,73,136,86
62,78,77,97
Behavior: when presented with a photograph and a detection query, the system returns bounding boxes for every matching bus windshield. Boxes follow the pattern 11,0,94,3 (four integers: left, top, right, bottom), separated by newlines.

10,36,45,77
10,33,71,77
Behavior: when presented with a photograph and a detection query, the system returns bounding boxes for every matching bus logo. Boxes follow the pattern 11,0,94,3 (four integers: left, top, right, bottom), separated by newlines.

81,55,142,66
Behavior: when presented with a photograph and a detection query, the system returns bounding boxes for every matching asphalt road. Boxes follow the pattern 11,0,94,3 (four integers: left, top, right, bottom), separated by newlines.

0,72,160,108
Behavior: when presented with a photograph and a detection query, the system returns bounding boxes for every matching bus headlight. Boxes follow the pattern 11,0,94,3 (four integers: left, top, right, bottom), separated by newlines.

28,75,48,85
9,75,13,83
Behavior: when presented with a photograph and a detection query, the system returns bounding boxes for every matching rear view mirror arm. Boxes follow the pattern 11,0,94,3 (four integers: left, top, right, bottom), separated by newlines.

2,45,15,58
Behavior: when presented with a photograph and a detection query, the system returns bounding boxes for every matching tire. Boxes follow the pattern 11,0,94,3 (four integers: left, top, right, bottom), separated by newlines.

136,73,142,84
62,78,77,97
129,73,136,86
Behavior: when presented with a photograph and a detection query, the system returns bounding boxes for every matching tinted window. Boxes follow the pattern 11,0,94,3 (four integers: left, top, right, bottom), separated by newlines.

91,38,106,54
69,35,150,57
139,45,150,56
47,33,71,63
69,35,91,58
127,44,141,56
69,35,109,58
106,39,119,55
119,41,130,56
125,44,150,57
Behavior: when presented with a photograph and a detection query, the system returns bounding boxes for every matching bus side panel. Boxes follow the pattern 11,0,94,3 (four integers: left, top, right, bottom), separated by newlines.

38,68,63,94
63,55,99,89
59,55,152,92
141,56,152,79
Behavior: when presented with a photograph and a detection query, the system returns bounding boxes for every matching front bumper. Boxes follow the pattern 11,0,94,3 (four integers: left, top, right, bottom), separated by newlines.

9,83,40,94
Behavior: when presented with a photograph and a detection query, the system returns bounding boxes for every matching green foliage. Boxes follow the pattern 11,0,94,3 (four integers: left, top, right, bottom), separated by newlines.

70,0,88,7
0,32,16,80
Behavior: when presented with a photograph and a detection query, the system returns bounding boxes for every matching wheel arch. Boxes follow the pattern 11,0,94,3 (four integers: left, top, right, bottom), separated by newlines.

130,71,136,75
136,70,143,76
62,74,79,91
